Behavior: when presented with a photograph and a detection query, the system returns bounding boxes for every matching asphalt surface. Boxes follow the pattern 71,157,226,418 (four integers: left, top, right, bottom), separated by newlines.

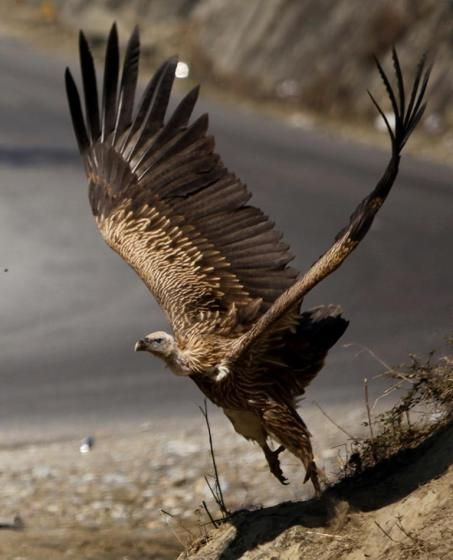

0,36,451,443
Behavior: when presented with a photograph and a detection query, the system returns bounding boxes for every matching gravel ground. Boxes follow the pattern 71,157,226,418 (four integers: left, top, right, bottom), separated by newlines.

0,405,364,559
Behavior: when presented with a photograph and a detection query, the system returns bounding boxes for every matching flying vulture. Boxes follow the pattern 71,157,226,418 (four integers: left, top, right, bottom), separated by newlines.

65,24,430,494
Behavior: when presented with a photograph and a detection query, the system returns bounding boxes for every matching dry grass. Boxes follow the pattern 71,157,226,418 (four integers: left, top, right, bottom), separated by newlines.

342,343,453,477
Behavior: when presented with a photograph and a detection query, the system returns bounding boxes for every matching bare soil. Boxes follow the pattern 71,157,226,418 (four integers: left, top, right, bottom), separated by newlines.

0,409,354,560
0,404,451,560
180,421,453,559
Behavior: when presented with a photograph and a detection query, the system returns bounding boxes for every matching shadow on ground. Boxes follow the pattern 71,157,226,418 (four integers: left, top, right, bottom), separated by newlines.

214,420,453,560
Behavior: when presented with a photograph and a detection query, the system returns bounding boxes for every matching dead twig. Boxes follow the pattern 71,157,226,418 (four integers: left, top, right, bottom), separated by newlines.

202,500,219,528
160,509,194,548
312,401,359,443
199,399,229,518
343,343,394,372
364,378,376,461
371,378,406,410
374,520,398,543
395,515,424,546
305,530,353,541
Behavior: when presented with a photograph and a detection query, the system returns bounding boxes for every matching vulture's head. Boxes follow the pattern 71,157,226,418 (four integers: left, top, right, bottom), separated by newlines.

134,331,176,358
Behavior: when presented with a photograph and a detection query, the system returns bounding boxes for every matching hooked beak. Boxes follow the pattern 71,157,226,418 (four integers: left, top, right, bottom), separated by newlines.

134,339,147,352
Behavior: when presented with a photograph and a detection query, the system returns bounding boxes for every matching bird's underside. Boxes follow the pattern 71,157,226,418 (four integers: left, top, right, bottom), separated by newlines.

192,304,349,489
66,24,430,494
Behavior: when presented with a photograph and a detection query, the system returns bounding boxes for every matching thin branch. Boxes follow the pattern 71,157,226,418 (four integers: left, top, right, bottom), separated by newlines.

343,343,394,371
372,378,406,410
395,516,420,544
202,500,219,528
374,520,398,543
199,399,229,517
160,509,194,547
312,400,359,443
198,512,237,528
160,508,175,518
345,343,415,383
304,530,353,541
204,475,220,506
364,378,377,460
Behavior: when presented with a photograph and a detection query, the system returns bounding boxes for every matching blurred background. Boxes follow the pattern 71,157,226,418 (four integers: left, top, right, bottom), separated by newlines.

0,1,451,558
12,0,453,137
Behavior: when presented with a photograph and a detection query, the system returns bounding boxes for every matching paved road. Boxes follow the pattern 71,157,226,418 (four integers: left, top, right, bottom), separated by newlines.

0,36,451,443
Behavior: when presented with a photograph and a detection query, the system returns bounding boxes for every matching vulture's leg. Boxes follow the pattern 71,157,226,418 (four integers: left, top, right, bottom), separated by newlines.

260,442,288,485
223,408,289,484
261,403,321,496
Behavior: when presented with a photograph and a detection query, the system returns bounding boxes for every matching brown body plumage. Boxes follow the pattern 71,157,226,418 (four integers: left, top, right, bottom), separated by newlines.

66,25,430,494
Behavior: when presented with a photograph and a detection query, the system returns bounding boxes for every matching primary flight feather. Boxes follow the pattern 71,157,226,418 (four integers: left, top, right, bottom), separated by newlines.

66,24,430,494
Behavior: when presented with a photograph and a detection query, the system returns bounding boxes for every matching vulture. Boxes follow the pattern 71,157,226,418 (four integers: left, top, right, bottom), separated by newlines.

65,24,430,494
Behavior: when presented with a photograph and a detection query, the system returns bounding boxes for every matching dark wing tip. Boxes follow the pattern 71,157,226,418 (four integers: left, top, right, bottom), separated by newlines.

130,24,139,41
78,29,101,142
78,29,87,47
101,22,120,141
114,24,141,143
110,21,118,36
371,49,431,154
65,67,90,154
159,84,201,141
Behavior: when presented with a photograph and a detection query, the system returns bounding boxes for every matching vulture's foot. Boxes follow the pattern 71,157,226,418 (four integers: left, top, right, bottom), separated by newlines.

263,444,288,485
303,460,321,496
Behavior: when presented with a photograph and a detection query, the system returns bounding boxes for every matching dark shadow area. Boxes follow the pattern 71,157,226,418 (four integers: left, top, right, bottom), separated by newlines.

0,145,78,167
217,498,330,560
215,420,453,560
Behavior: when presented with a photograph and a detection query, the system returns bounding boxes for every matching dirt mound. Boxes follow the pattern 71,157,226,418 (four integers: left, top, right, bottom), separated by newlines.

180,421,453,559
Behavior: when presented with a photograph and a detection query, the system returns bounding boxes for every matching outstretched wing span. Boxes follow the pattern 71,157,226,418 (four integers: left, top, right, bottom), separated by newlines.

65,24,297,339
228,49,430,367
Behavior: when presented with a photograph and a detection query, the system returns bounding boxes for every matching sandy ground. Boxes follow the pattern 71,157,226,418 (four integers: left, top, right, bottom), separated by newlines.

180,421,453,559
0,405,367,559
0,411,451,559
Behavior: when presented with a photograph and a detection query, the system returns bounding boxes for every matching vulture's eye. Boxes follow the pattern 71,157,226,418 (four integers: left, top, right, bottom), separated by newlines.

154,338,163,344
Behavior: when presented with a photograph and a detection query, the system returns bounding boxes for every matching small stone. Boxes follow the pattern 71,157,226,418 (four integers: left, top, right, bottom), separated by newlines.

80,436,95,453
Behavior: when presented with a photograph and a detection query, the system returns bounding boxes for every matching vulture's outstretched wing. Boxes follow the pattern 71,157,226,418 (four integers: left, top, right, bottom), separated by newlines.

228,50,431,369
65,25,297,338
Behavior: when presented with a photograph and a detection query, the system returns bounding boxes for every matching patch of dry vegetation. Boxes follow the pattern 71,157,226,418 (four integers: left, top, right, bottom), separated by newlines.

342,347,453,477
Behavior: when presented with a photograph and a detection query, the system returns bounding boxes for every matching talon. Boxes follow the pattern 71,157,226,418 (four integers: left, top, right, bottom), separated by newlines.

263,444,289,485
304,461,321,496
274,467,289,486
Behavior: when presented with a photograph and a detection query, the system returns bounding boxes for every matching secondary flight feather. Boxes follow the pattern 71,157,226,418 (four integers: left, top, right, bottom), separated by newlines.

66,24,430,493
